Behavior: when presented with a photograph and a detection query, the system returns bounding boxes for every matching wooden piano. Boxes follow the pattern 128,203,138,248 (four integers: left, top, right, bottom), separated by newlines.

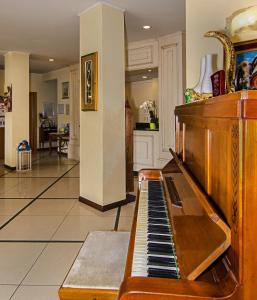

119,91,257,300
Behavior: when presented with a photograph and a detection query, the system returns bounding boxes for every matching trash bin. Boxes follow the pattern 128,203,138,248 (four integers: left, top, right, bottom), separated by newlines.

16,140,32,172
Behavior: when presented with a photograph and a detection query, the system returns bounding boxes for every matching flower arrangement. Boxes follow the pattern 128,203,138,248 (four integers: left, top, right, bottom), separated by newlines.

140,100,159,129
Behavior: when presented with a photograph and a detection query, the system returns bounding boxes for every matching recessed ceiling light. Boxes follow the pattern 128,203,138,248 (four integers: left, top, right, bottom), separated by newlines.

142,75,148,79
49,58,54,62
142,25,151,30
148,69,152,72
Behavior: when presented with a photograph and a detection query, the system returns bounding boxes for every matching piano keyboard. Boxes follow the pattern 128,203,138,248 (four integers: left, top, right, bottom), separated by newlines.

132,180,180,279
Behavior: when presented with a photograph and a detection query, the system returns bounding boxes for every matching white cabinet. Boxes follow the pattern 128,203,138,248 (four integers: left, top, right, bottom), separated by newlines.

158,32,185,165
127,39,158,71
133,130,159,171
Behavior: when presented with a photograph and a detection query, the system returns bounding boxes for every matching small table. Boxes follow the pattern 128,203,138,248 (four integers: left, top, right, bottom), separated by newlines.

48,133,69,154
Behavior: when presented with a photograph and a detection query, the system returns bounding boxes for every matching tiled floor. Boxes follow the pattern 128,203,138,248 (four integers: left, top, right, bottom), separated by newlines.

0,152,135,299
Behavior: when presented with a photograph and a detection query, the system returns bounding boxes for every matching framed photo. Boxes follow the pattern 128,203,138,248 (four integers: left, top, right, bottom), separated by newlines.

62,82,69,99
234,40,257,91
81,52,98,111
58,104,65,114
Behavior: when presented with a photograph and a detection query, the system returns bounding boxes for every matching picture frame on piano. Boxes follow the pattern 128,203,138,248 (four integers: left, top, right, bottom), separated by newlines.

234,39,257,91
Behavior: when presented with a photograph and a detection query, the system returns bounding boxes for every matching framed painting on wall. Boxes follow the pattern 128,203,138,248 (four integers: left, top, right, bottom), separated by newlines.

234,40,257,91
81,52,98,111
62,82,69,99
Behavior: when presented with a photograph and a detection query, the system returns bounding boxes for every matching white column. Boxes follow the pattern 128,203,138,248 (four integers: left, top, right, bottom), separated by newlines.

68,67,80,160
79,3,126,208
4,52,29,168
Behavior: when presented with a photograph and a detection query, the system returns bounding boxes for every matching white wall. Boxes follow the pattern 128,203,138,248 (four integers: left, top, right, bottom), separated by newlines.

126,78,158,123
42,65,79,129
0,70,4,96
30,73,58,148
186,0,257,87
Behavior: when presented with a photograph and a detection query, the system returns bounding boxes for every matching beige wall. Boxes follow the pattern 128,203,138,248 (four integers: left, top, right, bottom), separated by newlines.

0,70,4,96
5,52,29,167
42,65,79,128
30,74,58,147
126,78,158,123
186,0,257,87
80,3,126,206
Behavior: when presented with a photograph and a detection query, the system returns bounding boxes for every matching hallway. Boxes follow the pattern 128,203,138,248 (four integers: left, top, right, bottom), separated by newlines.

0,153,134,299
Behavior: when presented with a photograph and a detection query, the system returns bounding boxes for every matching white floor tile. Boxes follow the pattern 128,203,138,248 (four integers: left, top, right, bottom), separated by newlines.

120,202,136,217
40,178,79,199
52,215,115,241
0,199,32,216
22,243,82,285
0,178,56,198
0,216,65,241
118,216,134,231
68,201,117,217
0,216,13,227
0,243,45,284
0,285,17,300
64,165,79,178
4,165,71,178
11,285,59,300
20,199,76,216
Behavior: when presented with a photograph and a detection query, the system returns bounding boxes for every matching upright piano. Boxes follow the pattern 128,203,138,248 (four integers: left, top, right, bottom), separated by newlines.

119,91,257,300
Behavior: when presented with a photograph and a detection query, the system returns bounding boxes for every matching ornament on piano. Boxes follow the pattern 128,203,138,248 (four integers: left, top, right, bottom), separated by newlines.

184,54,217,103
211,70,226,97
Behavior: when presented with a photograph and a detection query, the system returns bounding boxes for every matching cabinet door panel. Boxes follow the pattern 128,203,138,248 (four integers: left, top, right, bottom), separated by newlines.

159,33,184,162
127,40,158,70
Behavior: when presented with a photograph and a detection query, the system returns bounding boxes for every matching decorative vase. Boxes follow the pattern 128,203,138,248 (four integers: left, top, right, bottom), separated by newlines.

150,122,156,130
193,56,206,93
201,54,217,94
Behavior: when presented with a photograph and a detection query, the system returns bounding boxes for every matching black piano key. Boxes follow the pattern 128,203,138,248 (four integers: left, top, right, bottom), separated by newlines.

148,234,172,242
148,218,168,225
148,228,170,235
148,268,178,279
148,225,170,233
148,212,167,218
148,246,174,256
148,242,173,251
148,256,176,267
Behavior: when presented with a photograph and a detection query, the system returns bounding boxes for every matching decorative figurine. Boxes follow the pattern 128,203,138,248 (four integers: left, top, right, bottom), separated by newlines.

211,70,226,97
204,31,236,93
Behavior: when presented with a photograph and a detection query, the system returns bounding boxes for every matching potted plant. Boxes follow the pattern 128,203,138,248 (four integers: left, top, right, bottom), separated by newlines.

140,100,159,130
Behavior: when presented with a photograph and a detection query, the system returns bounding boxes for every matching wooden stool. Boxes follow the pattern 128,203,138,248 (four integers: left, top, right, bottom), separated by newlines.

59,231,130,300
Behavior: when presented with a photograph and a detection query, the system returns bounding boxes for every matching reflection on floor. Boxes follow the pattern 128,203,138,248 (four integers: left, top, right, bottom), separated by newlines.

0,152,135,300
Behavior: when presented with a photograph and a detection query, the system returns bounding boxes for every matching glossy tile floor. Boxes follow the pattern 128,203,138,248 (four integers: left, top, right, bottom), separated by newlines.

0,152,135,300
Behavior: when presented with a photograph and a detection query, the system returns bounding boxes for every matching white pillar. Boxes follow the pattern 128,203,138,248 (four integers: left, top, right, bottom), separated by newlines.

79,3,126,209
68,67,80,160
4,52,29,168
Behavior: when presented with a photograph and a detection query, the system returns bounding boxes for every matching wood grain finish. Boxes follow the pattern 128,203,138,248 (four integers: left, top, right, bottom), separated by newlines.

173,91,257,299
119,91,257,300
59,287,118,300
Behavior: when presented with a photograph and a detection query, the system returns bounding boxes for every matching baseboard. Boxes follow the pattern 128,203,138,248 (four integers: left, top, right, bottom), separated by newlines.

4,164,16,170
79,193,136,212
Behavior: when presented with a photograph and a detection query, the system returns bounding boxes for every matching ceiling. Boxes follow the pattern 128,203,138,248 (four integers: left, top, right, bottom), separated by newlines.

0,0,185,73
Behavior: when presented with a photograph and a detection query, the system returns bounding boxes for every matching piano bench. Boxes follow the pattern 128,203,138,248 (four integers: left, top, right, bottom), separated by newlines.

59,231,130,300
